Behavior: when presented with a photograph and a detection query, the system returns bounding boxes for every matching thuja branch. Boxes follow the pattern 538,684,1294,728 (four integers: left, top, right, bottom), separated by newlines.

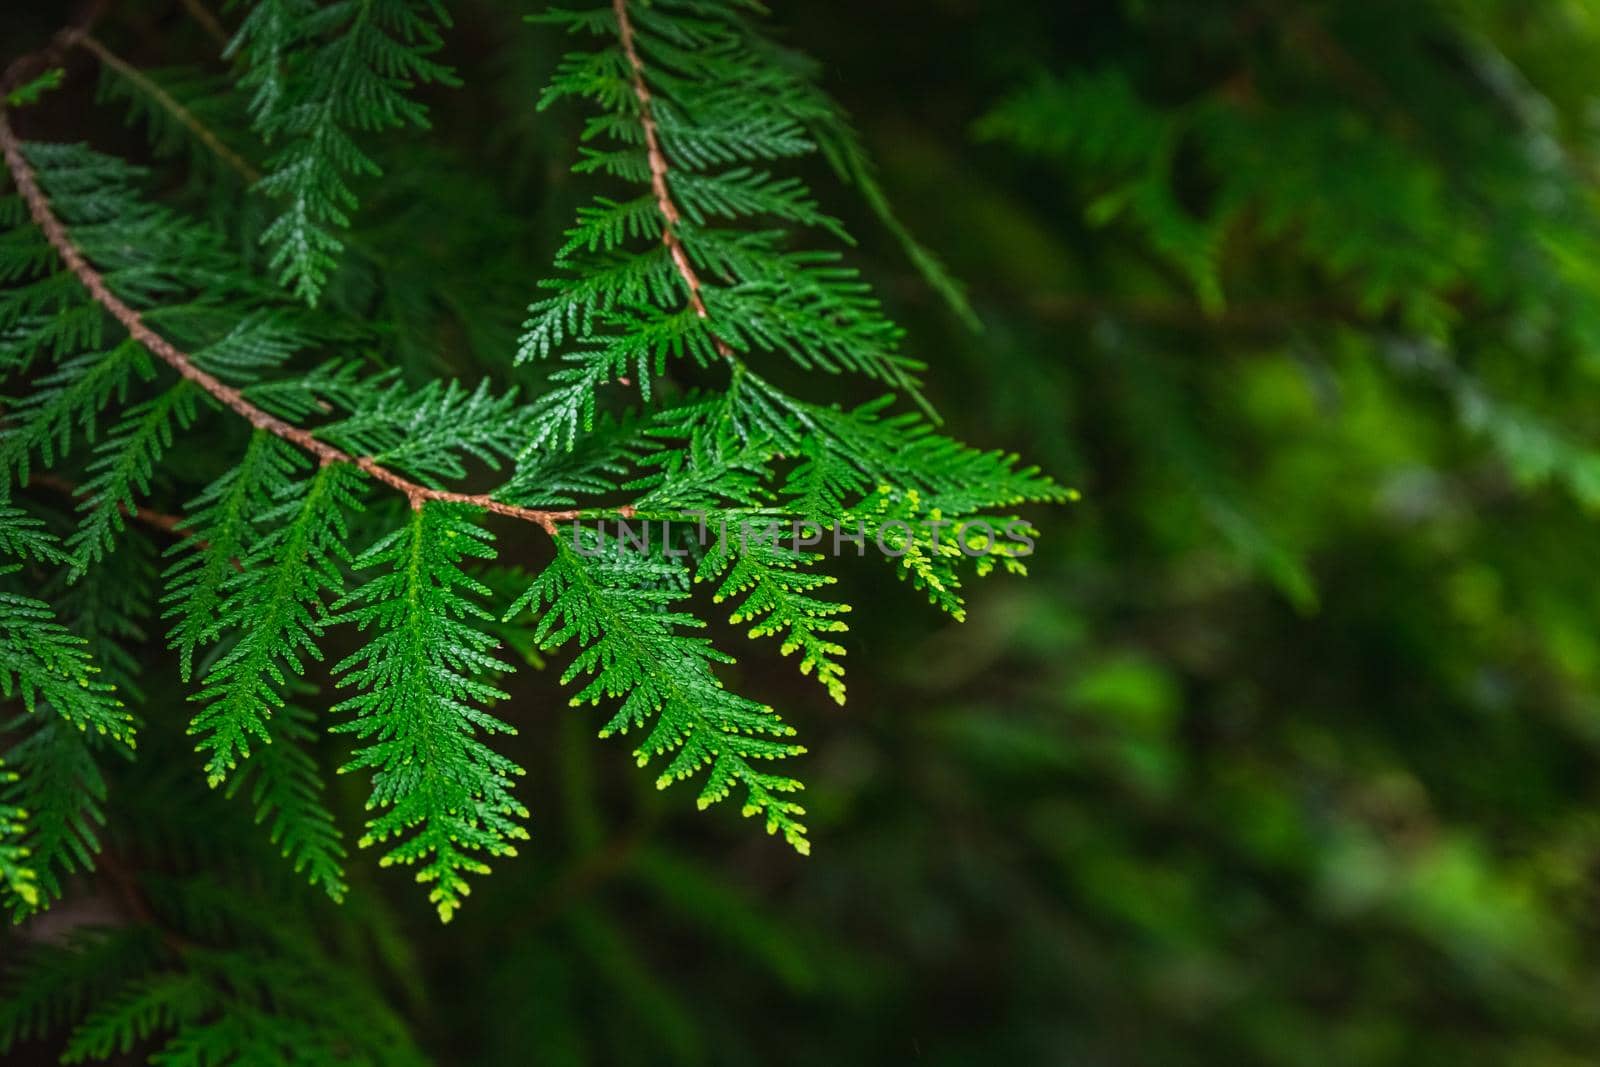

0,108,611,535
72,32,260,182
612,0,736,362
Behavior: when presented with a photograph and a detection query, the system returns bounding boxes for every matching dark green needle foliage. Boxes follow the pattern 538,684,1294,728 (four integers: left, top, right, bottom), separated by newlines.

229,0,458,304
0,741,428,1065
0,0,1065,1056
332,502,528,921
515,531,808,851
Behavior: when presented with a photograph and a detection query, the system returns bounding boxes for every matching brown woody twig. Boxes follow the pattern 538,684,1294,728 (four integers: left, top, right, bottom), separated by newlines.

28,471,192,538
612,0,736,362
0,107,625,535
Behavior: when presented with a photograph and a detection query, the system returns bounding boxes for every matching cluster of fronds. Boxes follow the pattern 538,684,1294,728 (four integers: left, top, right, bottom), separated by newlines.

0,731,428,1065
229,0,458,304
0,0,1063,961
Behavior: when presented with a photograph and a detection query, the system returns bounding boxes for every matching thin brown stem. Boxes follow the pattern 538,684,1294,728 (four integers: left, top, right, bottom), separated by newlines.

175,0,230,52
0,0,109,97
29,471,192,538
74,33,260,183
612,0,735,361
0,107,622,536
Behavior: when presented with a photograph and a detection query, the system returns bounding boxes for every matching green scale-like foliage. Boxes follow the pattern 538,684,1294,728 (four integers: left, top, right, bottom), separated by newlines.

0,0,1062,936
521,0,926,409
332,502,528,921
512,531,808,851
0,836,428,1064
696,535,849,706
0,506,131,742
977,55,1600,532
0,760,38,911
0,505,133,918
229,0,459,304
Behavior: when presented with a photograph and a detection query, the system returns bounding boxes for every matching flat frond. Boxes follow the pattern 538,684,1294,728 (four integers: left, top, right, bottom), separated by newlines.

511,534,809,853
331,503,528,921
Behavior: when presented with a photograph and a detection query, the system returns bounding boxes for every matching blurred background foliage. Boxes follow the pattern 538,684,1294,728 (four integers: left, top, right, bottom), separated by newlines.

11,0,1600,1063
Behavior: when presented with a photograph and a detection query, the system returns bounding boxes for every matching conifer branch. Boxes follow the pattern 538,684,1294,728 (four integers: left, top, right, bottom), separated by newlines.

73,33,260,183
612,0,736,362
0,108,623,536
0,0,1065,929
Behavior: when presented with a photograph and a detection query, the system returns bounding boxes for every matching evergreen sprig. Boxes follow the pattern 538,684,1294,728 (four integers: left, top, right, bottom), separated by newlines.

229,0,458,304
331,502,528,921
523,0,928,407
0,0,1061,937
187,456,359,788
512,532,809,852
